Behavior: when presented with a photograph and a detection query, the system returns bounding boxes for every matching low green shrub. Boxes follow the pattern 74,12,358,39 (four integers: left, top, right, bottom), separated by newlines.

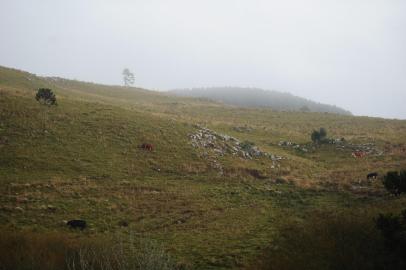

311,128,327,144
382,170,406,196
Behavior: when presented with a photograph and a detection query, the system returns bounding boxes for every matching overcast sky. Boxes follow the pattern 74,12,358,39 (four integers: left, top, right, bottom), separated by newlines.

1,0,405,119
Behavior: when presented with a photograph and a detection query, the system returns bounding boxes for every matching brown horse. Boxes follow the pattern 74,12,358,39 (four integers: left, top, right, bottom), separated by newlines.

141,143,153,151
352,151,366,158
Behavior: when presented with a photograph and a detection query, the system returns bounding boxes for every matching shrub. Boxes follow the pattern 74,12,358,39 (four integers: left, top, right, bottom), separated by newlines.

240,140,255,152
311,130,320,143
311,128,327,144
382,170,406,196
252,211,394,270
375,213,403,240
35,88,57,105
375,209,406,267
319,127,327,138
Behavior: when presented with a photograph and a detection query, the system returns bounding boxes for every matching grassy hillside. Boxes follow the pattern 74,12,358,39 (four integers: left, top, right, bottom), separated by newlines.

171,87,352,115
1,66,406,269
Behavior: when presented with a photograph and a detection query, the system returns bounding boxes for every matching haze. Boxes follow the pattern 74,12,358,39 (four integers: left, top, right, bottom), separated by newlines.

1,0,405,119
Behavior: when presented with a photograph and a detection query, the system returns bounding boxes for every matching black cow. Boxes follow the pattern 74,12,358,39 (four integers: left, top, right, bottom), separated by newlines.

367,172,378,179
67,219,87,230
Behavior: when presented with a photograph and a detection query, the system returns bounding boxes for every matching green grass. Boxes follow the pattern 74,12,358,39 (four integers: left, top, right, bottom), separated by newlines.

1,65,406,269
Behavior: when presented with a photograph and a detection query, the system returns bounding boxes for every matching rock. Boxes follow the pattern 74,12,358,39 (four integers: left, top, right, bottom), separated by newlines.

233,126,253,132
47,205,57,212
120,180,131,185
189,126,283,162
16,196,29,203
15,206,24,212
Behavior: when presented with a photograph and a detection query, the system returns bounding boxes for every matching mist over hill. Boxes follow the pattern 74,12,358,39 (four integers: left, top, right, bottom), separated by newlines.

171,87,352,115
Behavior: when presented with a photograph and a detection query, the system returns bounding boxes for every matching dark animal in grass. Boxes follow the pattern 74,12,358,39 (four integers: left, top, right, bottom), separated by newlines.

118,220,129,227
367,172,378,179
67,219,87,230
141,143,153,151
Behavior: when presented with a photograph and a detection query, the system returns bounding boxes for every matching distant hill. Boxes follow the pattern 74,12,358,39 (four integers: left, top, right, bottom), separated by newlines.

171,87,352,115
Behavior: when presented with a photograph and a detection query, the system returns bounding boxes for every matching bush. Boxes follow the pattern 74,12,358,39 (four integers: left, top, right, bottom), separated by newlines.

375,210,406,268
319,127,327,138
35,88,57,105
382,170,406,196
253,211,398,270
375,213,403,240
240,140,255,151
311,128,327,144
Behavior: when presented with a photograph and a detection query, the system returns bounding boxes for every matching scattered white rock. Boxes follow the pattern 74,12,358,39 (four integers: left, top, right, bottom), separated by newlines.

278,141,308,152
279,138,383,157
189,126,284,160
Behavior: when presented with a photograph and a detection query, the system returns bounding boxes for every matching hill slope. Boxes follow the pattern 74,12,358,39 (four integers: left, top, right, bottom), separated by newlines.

171,87,352,115
1,65,406,269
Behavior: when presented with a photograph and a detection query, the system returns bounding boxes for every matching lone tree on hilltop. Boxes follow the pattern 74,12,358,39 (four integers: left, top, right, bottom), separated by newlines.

383,170,406,196
35,88,57,106
311,128,327,144
122,68,135,87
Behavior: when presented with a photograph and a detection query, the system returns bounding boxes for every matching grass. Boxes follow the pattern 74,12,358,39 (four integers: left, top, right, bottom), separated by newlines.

1,65,406,269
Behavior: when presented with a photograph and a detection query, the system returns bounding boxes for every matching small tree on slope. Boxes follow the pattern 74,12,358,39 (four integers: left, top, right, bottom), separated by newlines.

311,128,327,144
35,88,57,106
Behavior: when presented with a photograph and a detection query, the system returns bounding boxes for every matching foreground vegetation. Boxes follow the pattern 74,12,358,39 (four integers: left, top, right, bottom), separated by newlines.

254,209,406,270
1,66,406,269
0,230,177,270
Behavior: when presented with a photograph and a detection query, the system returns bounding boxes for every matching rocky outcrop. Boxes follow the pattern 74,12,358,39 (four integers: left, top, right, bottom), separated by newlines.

278,139,383,157
278,141,309,152
189,127,283,161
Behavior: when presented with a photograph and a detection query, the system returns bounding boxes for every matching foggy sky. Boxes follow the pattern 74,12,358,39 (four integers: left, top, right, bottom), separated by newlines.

1,0,406,119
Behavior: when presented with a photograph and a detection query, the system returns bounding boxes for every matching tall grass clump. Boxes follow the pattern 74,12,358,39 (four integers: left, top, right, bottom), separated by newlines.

0,230,178,270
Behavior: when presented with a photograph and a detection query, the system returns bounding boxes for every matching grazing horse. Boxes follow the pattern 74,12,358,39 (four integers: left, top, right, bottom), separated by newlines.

367,172,378,179
352,151,366,158
141,143,154,151
67,219,87,230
